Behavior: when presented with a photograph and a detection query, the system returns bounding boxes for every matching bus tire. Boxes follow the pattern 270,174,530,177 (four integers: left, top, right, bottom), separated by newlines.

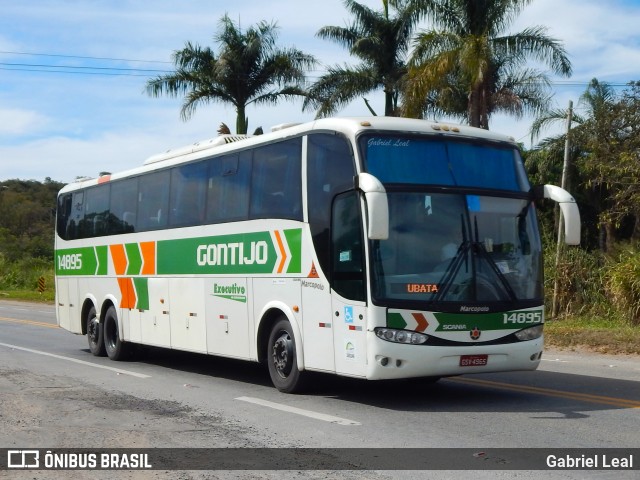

103,306,131,361
267,317,306,393
86,306,106,357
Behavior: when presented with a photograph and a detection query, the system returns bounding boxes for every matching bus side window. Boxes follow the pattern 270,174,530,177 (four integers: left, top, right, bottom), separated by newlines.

331,191,365,301
137,170,169,231
169,161,207,227
206,152,250,223
307,133,355,279
56,193,73,240
82,185,110,238
250,138,302,220
109,177,138,234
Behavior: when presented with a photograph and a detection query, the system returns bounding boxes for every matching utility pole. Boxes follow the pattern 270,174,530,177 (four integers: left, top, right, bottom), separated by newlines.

552,100,573,319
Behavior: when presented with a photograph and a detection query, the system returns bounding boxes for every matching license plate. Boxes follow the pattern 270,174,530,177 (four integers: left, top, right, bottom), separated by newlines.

459,354,488,367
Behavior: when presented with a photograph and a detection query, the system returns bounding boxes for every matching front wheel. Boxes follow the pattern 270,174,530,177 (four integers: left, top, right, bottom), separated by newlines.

267,318,306,393
103,306,132,361
86,306,105,357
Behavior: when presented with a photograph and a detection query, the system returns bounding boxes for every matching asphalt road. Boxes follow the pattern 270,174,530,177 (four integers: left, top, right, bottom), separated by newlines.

0,299,638,480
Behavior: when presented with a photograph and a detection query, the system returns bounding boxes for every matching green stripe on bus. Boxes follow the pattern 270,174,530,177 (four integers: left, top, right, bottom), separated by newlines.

56,247,101,276
95,246,108,275
133,277,149,310
125,243,142,275
433,310,543,331
387,312,407,329
284,228,302,274
156,231,278,275
57,228,303,276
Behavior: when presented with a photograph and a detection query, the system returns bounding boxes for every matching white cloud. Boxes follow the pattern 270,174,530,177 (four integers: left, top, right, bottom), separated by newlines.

0,108,49,136
1,131,163,183
512,0,640,81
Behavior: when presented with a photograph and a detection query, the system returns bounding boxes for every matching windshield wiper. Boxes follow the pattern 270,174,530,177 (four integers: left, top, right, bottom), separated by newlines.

433,215,469,302
434,216,518,302
472,241,518,301
471,216,517,301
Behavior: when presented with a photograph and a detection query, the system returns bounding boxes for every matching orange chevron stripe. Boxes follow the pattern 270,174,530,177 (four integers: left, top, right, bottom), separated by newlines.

117,277,136,309
140,241,156,275
274,230,287,274
411,313,429,332
110,244,127,275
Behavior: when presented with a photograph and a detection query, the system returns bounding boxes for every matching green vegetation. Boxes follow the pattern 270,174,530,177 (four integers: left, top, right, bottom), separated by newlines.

0,256,54,299
0,179,62,302
542,238,640,354
545,317,640,355
524,78,640,354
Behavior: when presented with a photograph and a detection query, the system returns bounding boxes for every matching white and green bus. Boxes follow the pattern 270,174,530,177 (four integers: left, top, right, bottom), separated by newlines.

55,117,580,392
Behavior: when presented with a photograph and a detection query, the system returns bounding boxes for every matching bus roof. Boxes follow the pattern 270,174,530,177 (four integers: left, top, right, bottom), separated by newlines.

58,117,518,194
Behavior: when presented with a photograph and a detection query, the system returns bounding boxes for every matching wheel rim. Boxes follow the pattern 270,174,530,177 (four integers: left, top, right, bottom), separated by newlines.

88,315,99,345
271,330,293,379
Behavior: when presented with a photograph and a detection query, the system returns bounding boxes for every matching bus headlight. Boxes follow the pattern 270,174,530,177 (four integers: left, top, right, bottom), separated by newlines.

375,328,428,345
514,325,544,341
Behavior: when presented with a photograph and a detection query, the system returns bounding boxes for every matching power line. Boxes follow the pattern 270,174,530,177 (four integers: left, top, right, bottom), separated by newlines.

0,66,154,77
0,62,170,74
0,50,172,65
0,51,635,88
1,65,633,89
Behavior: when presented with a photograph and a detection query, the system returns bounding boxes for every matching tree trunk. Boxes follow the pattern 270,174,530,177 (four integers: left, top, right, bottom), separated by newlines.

236,105,248,134
468,79,491,129
468,85,482,128
600,221,615,253
384,90,395,116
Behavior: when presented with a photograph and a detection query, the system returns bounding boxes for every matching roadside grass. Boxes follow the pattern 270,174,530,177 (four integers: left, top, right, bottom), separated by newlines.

545,316,640,355
0,289,55,303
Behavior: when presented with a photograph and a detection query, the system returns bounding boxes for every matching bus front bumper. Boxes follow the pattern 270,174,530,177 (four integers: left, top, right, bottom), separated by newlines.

366,333,544,380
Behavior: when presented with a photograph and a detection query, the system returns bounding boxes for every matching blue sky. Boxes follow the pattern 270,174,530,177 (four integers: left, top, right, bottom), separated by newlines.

1,0,639,183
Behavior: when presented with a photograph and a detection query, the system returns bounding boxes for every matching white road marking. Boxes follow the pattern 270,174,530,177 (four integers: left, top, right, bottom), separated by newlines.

236,396,361,426
0,342,151,379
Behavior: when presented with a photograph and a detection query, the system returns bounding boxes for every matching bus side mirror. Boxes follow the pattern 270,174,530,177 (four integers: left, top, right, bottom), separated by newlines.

356,173,389,240
534,184,581,245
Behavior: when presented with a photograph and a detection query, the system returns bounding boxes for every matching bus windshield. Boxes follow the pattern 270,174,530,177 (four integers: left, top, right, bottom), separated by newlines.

359,134,542,309
360,134,530,191
370,192,542,307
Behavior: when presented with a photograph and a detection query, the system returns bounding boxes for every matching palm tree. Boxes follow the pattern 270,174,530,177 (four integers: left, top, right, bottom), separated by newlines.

405,0,572,129
303,0,423,117
146,14,316,134
531,78,617,143
528,79,619,250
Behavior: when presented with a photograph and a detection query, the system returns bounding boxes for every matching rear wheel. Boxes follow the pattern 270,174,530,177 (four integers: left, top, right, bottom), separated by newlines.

103,306,132,360
267,317,306,393
86,306,105,357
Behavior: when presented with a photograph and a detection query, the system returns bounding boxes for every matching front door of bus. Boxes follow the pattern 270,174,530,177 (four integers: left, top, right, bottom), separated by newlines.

331,192,367,377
